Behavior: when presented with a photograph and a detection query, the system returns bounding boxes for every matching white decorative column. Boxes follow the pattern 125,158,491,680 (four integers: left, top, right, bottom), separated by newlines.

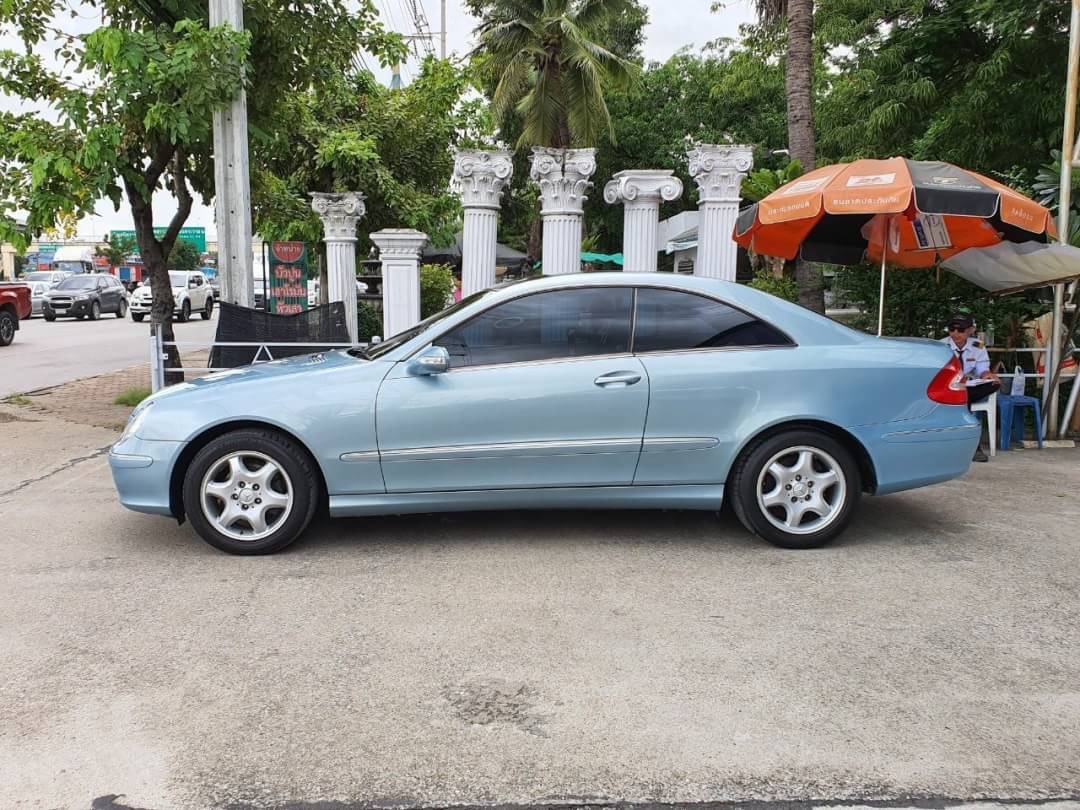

311,192,366,343
371,229,428,338
1,242,16,280
687,144,754,280
452,149,514,296
530,147,597,275
603,170,684,273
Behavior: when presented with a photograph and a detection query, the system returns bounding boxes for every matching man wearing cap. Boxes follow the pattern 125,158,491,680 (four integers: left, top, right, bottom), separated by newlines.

941,312,1000,462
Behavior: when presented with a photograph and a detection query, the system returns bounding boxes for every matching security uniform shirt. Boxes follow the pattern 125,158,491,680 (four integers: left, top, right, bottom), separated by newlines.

940,335,990,381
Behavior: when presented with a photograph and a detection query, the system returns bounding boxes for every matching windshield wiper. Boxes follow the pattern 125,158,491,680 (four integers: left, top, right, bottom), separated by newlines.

347,346,371,360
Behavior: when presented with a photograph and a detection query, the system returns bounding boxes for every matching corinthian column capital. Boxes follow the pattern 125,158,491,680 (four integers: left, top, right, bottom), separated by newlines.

310,192,367,241
687,144,754,203
530,147,597,215
451,149,514,210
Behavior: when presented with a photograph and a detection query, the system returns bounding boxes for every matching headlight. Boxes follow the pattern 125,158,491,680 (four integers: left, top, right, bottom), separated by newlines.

76,294,90,301
119,402,153,442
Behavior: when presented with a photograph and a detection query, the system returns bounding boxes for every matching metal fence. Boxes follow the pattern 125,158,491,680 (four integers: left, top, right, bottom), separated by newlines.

148,325,353,392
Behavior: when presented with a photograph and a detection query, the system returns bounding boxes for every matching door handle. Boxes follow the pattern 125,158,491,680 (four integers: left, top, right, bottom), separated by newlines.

594,371,642,387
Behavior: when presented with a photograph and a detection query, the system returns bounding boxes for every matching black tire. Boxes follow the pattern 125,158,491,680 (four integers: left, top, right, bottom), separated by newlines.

131,312,144,322
178,299,190,323
44,313,56,322
201,297,214,320
117,299,127,319
729,429,862,550
0,310,15,346
182,428,320,555
89,300,100,321
74,314,85,320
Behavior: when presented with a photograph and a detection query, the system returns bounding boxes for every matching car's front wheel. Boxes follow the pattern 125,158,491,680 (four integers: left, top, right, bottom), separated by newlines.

88,300,101,320
177,299,190,322
131,312,144,322
182,429,320,555
202,297,213,320
729,429,861,550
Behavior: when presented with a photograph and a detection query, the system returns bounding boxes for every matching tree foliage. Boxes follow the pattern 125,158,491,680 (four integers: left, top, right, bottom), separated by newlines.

471,0,640,149
167,238,201,274
97,233,137,268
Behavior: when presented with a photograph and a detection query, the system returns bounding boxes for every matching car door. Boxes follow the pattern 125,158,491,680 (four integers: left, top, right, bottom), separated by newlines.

107,276,124,311
630,287,796,486
192,274,208,308
375,287,649,493
95,277,113,311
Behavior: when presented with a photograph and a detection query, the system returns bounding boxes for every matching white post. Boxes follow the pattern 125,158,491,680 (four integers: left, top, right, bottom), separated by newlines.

530,147,597,275
372,229,428,338
603,170,684,273
210,0,254,308
687,144,754,281
310,192,366,344
452,149,514,296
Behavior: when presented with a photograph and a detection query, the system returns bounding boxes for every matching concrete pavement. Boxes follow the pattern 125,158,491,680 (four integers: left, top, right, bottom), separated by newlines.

2,405,1079,809
0,313,217,397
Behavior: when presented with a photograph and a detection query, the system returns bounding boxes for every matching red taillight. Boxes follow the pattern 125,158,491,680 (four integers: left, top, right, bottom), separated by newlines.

927,357,968,405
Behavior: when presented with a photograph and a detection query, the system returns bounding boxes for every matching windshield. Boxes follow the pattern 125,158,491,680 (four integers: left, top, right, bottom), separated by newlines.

145,272,188,287
57,276,98,290
353,290,491,360
52,261,86,273
26,272,54,282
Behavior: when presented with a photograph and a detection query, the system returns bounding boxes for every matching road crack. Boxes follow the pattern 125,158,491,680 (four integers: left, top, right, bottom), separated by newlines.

0,445,112,501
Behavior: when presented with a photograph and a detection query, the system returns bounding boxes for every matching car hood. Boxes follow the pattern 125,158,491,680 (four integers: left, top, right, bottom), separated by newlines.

185,350,364,390
134,286,181,296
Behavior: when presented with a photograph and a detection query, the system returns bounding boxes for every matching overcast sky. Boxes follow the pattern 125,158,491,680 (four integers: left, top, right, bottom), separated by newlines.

1,0,755,239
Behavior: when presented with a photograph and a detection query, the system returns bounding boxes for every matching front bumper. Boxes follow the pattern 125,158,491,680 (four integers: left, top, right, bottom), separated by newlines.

43,299,92,317
109,435,186,516
130,297,184,315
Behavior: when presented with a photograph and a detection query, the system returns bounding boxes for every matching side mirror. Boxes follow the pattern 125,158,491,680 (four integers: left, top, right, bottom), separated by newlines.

408,345,450,376
188,280,198,288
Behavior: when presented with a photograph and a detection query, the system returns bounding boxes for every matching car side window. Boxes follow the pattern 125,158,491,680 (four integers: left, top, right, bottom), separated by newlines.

633,288,793,353
434,288,633,369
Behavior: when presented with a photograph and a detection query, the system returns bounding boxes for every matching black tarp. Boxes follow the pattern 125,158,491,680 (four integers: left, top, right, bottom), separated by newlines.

209,301,352,368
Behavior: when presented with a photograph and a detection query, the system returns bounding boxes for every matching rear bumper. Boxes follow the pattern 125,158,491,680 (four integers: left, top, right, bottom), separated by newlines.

856,408,981,495
109,436,185,516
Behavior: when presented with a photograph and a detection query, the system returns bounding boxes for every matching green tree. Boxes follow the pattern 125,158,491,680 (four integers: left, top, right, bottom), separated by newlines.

473,0,639,149
739,0,824,313
167,238,201,274
0,1,404,378
97,233,137,269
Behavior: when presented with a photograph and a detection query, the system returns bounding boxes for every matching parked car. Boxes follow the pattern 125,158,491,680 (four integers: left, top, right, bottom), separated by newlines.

42,274,128,321
129,270,214,322
0,282,32,345
109,273,979,555
23,270,72,316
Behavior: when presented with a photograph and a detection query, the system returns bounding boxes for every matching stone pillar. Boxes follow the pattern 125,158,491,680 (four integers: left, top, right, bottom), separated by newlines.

452,149,514,296
603,170,684,273
310,192,366,344
371,229,428,338
530,147,596,275
1,243,16,280
687,144,753,281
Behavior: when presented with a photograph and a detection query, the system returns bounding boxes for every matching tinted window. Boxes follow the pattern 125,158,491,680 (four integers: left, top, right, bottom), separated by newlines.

633,288,792,352
435,288,633,368
57,276,97,290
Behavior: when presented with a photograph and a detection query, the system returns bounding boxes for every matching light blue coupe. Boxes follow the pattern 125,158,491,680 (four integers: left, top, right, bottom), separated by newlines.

110,273,979,554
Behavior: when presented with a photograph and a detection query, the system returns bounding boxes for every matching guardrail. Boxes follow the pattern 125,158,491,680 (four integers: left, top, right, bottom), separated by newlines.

148,325,354,392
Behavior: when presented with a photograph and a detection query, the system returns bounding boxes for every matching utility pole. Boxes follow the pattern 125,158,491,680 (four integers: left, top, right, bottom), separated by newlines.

210,0,254,308
441,0,447,58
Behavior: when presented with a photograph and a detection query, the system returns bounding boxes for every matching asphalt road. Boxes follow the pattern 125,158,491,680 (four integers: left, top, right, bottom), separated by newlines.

0,311,218,397
2,405,1079,809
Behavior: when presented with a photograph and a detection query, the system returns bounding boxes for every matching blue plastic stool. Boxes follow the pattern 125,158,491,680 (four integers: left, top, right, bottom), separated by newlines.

997,394,1044,450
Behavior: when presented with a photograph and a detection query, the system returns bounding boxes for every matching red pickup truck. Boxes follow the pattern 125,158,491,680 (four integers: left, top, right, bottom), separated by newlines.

0,282,32,346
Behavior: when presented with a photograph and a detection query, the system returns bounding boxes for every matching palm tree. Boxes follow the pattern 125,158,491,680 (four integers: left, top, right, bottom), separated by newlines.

755,0,824,313
476,0,639,149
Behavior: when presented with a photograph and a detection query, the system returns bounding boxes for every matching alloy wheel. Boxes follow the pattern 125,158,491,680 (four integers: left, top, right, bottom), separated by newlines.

199,451,294,542
755,445,848,536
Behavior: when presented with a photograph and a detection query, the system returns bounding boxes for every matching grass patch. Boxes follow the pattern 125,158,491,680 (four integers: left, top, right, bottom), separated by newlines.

2,393,31,406
114,386,152,407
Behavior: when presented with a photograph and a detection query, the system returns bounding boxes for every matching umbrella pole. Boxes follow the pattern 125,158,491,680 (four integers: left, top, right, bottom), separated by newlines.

877,251,887,336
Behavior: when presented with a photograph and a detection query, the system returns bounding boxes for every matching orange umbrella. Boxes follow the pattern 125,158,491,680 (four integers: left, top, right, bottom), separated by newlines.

734,158,1056,333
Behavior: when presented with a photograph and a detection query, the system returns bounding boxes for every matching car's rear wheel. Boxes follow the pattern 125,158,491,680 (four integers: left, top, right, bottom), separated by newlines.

202,297,213,320
729,429,861,549
182,429,320,555
131,312,144,322
117,299,127,319
0,310,15,346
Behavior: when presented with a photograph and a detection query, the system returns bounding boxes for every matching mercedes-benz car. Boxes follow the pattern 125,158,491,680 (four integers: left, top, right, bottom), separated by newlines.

109,273,979,555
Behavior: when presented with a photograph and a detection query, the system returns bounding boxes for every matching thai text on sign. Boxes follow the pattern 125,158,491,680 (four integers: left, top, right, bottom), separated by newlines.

267,242,310,316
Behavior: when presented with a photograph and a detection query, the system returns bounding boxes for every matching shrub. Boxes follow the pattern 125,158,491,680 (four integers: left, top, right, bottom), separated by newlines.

748,271,799,303
356,301,382,342
420,263,454,319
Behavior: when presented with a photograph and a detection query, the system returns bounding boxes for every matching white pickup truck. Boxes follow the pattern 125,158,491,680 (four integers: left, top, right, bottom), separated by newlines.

129,270,214,322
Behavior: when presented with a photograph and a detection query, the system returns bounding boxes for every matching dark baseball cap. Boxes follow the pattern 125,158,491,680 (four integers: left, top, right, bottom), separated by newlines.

946,312,975,331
